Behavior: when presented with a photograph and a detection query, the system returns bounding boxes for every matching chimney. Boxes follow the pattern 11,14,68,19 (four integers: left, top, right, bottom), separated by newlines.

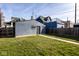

31,16,34,20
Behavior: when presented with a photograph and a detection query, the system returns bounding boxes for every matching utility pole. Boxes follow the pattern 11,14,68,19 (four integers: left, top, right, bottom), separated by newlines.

67,17,68,21
75,3,77,24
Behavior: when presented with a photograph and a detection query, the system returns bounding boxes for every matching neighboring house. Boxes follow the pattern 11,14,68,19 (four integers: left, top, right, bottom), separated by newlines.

45,21,64,29
36,16,52,24
36,17,64,29
36,16,74,29
64,21,74,28
36,16,45,24
54,18,74,28
53,18,65,28
14,20,45,37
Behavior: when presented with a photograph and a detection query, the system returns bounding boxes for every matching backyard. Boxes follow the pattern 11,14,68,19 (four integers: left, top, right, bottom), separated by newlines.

0,35,79,56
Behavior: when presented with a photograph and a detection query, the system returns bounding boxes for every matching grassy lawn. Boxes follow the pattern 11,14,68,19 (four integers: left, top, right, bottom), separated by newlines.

0,35,79,56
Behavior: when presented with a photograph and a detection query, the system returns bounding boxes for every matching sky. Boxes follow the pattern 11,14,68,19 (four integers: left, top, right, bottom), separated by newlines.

0,3,79,23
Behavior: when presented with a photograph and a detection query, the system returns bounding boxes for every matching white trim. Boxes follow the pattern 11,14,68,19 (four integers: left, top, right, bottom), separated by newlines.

16,34,37,38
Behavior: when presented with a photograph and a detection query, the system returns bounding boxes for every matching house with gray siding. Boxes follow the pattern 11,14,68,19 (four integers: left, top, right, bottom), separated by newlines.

15,20,45,37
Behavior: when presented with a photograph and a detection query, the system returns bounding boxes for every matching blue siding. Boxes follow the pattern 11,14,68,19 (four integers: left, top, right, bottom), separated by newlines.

45,21,57,29
45,21,64,29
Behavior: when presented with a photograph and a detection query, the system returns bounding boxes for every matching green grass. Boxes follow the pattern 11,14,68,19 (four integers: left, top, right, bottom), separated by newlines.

0,35,79,56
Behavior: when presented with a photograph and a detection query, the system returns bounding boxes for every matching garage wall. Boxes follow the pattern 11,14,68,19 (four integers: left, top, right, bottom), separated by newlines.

15,21,37,36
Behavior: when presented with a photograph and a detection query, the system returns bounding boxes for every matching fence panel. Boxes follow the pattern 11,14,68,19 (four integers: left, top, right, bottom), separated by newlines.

0,27,14,37
47,28,79,36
